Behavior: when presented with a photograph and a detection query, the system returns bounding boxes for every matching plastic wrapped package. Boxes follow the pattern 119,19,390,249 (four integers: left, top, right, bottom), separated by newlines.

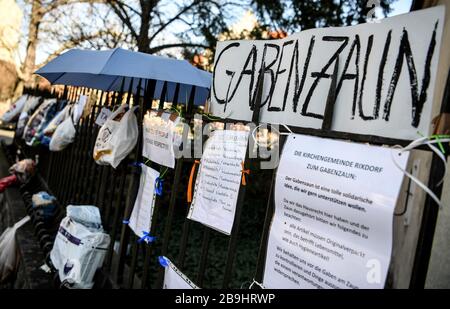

1,95,29,123
50,205,110,289
23,98,58,146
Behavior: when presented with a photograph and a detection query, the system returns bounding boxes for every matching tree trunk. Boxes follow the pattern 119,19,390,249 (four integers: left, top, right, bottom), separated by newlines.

137,0,154,53
21,0,43,88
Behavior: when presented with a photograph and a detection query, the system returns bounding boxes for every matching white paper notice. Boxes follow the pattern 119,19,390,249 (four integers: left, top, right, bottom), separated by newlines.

128,165,159,238
162,257,199,289
95,107,112,126
142,111,180,168
263,134,409,289
187,130,249,235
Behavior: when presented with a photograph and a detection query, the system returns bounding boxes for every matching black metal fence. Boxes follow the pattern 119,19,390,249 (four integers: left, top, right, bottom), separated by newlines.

8,80,275,289
7,68,448,289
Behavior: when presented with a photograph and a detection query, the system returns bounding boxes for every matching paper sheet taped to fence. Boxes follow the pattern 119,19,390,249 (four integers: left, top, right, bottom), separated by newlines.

187,129,249,235
142,111,181,168
263,134,408,289
162,257,199,289
128,165,159,239
211,6,445,140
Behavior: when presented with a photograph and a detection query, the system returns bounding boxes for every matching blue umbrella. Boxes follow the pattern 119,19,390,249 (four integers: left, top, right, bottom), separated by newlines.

35,48,212,105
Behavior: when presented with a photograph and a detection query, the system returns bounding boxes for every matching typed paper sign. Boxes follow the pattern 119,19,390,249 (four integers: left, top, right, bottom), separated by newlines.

187,130,249,235
263,134,408,289
128,165,159,239
142,111,181,168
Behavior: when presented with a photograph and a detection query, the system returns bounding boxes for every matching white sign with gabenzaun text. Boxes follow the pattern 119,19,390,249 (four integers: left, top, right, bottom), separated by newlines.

211,6,445,140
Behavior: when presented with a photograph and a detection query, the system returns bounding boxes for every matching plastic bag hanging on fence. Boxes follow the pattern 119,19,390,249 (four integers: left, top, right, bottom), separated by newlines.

15,96,41,137
72,95,88,124
23,98,58,146
32,191,57,223
0,158,36,192
41,104,71,146
0,175,18,193
50,205,110,289
8,158,36,183
0,216,30,284
49,109,76,152
0,94,28,123
43,105,70,136
93,105,138,168
33,100,68,146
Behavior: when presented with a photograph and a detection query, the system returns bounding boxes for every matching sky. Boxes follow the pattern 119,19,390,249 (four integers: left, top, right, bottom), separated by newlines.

390,0,414,15
29,0,413,65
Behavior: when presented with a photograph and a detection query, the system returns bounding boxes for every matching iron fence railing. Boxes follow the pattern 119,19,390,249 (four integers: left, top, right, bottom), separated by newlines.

6,67,448,288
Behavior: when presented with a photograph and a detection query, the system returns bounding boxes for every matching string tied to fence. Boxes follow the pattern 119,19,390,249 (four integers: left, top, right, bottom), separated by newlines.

391,134,450,209
251,123,293,148
241,161,250,186
187,160,200,203
138,231,156,244
249,278,265,289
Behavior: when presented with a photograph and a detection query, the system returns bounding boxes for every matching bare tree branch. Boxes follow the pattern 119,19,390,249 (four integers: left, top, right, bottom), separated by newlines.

40,0,107,15
148,0,200,42
38,30,111,66
148,42,210,54
108,0,139,40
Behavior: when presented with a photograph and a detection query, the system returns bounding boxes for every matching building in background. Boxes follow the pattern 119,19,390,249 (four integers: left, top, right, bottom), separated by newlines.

0,0,23,105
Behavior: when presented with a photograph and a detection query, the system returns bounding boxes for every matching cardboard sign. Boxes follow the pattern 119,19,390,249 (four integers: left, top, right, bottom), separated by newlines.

211,7,444,140
162,257,199,289
263,134,408,289
128,165,159,239
142,111,181,168
187,130,249,235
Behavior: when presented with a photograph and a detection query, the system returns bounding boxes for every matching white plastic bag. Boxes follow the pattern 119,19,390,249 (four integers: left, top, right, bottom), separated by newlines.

93,105,138,168
72,95,88,124
50,205,110,289
16,96,41,137
23,98,57,146
43,104,71,136
49,112,76,151
0,216,30,283
1,95,28,123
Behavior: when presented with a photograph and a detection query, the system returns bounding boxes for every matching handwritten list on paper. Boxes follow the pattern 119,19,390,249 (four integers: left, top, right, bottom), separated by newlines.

128,165,160,238
187,130,249,235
